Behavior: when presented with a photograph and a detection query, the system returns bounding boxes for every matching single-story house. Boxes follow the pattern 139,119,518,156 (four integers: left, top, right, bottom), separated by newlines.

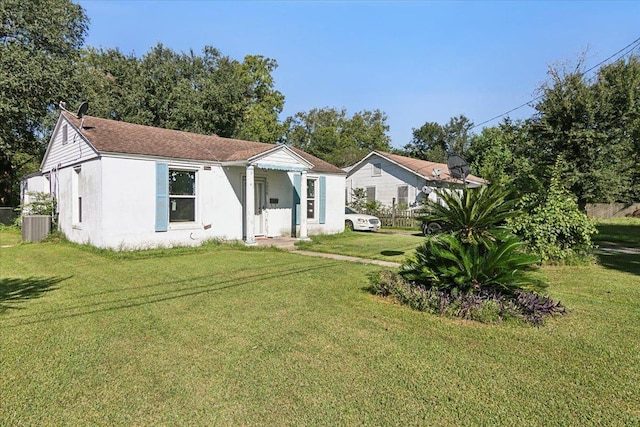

345,151,486,208
27,111,345,249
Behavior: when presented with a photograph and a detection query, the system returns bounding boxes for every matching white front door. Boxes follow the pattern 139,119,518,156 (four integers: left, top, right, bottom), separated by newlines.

254,180,265,236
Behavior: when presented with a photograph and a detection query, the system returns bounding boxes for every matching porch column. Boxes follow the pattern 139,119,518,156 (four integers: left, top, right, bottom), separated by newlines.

245,165,256,245
299,170,309,240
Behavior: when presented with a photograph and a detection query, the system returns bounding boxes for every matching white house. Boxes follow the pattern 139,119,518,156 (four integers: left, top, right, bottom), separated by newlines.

345,151,486,208
30,111,345,249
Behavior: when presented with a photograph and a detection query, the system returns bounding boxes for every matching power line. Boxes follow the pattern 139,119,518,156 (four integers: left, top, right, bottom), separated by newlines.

471,36,640,130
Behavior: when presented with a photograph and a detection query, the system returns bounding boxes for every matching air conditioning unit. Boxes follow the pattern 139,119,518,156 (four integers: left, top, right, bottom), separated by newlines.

432,168,442,177
21,215,51,242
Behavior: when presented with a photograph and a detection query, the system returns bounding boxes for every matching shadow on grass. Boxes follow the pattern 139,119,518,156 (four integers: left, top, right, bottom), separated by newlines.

380,250,404,257
0,276,70,313
596,250,640,276
0,261,337,328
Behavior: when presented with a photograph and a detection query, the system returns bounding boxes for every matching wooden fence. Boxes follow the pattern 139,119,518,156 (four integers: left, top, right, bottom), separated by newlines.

362,208,421,229
585,203,640,218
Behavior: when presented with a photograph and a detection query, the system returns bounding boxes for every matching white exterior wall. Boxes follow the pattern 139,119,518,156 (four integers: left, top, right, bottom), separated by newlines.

40,115,345,249
99,157,246,249
296,172,345,236
346,154,458,208
55,158,103,246
347,155,425,208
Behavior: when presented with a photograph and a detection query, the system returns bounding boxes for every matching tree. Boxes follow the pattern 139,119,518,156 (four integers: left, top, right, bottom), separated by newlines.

235,55,285,143
401,114,473,163
528,56,640,207
401,121,447,162
71,44,285,142
0,0,88,205
467,118,542,194
283,107,391,167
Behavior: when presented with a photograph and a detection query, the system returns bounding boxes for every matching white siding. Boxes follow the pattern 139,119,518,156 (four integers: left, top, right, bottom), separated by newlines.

346,154,426,208
42,116,99,172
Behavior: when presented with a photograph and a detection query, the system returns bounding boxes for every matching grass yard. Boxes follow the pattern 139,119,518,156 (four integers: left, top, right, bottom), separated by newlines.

1,227,639,425
295,229,424,263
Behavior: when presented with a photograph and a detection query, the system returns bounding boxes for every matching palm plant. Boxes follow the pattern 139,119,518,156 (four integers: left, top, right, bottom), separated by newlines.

404,185,541,295
420,185,517,245
401,234,540,295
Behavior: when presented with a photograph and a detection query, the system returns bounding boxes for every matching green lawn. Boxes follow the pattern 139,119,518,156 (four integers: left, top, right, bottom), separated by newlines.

296,229,424,262
1,227,639,425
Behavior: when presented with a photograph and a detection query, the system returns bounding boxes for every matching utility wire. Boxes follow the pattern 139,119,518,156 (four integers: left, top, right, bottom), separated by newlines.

471,36,640,130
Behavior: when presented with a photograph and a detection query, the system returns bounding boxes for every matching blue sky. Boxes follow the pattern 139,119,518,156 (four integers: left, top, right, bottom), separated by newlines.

77,1,640,148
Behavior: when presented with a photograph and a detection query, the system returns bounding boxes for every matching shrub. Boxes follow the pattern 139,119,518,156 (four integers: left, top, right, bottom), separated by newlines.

400,234,541,294
368,270,566,325
15,191,56,227
509,172,598,263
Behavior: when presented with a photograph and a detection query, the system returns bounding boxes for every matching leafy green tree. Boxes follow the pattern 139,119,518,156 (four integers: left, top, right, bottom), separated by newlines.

283,107,391,167
0,0,88,205
72,44,285,142
235,55,285,143
528,56,640,207
401,115,474,163
401,121,447,162
467,118,542,194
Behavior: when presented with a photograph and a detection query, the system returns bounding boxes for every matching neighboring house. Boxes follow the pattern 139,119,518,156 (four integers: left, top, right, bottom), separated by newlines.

26,111,345,249
345,151,486,208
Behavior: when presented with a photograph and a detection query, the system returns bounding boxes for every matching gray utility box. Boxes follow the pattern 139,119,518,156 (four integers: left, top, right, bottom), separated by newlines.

22,215,52,242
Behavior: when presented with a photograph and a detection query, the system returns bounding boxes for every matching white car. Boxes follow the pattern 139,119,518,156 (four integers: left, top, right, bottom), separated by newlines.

344,206,381,231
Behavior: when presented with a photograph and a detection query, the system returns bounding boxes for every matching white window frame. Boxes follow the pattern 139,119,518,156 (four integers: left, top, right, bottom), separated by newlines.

306,177,318,222
168,168,197,225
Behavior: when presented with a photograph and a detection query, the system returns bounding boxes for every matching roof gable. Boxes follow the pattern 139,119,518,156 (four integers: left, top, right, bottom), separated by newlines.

249,145,314,171
41,114,100,171
347,150,486,185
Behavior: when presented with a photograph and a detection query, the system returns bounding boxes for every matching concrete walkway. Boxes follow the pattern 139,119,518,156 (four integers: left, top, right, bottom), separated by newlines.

253,236,401,268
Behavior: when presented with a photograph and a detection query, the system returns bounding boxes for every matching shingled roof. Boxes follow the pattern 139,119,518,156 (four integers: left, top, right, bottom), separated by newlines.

351,150,486,185
62,112,344,174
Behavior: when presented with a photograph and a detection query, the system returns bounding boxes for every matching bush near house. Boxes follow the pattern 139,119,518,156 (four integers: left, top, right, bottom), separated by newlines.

371,186,566,325
509,173,598,264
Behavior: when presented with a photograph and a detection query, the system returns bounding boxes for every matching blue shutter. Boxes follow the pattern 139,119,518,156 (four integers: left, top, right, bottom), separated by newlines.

319,176,326,224
293,174,301,226
155,162,169,232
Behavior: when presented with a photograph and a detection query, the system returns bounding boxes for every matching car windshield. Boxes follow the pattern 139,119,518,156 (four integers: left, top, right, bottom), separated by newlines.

345,206,357,214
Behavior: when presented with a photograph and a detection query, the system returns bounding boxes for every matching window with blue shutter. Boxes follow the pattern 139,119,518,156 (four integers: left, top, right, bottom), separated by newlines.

155,162,169,232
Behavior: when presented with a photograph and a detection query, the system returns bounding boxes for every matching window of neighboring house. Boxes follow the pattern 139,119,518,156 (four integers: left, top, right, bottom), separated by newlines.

372,162,382,176
62,124,68,145
169,169,196,222
366,186,376,202
397,185,408,207
306,178,317,220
